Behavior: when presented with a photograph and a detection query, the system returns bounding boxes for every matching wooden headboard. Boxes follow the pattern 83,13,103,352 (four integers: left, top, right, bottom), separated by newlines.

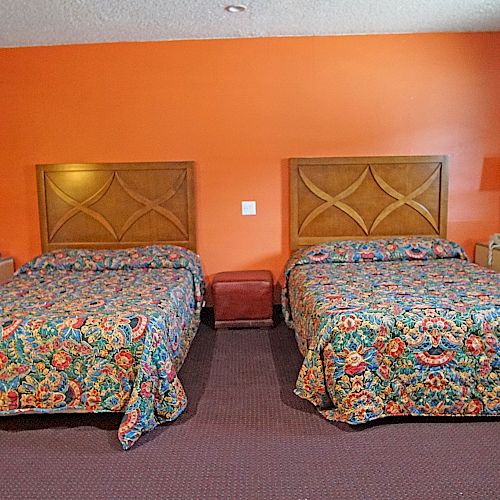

290,155,448,250
37,162,196,252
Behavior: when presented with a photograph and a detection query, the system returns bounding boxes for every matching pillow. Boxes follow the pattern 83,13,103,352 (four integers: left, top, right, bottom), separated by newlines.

284,237,467,277
17,245,205,305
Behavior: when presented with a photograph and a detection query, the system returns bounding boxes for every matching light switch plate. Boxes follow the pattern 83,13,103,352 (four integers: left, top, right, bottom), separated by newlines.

241,200,256,216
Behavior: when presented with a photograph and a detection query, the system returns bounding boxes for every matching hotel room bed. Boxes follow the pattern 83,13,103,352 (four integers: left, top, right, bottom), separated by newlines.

285,155,499,424
283,237,499,423
0,161,202,448
0,246,204,449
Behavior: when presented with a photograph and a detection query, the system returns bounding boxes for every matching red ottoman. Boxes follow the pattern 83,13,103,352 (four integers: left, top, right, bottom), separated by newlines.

212,270,274,329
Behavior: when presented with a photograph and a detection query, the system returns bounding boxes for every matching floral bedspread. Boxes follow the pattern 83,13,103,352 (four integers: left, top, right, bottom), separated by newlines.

282,237,499,424
0,245,204,449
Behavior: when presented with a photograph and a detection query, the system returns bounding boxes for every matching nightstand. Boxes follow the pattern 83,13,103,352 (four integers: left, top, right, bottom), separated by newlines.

0,257,15,283
475,243,500,272
212,270,274,329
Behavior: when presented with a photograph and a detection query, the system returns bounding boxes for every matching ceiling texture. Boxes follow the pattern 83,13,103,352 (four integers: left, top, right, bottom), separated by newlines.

1,0,499,48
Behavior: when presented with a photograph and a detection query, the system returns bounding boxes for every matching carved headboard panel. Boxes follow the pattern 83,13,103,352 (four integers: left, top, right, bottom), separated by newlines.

37,162,196,252
290,155,448,250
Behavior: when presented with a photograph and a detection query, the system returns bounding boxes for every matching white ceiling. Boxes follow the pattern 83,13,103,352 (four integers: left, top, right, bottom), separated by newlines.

1,0,499,48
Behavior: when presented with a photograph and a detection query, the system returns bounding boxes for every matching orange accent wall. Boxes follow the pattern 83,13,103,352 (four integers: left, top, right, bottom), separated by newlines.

1,33,499,279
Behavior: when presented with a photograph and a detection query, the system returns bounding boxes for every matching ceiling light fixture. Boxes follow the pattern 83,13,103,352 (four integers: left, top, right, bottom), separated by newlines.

225,5,247,13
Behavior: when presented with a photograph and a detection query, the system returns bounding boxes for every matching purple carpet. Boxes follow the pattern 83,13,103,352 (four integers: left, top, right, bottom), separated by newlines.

1,321,498,499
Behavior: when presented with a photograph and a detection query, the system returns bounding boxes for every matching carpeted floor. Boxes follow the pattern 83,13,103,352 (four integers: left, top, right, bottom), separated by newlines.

1,321,499,499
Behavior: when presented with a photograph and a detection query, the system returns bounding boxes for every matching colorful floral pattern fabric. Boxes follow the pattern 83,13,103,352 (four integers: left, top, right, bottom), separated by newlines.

282,237,499,424
0,245,204,449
